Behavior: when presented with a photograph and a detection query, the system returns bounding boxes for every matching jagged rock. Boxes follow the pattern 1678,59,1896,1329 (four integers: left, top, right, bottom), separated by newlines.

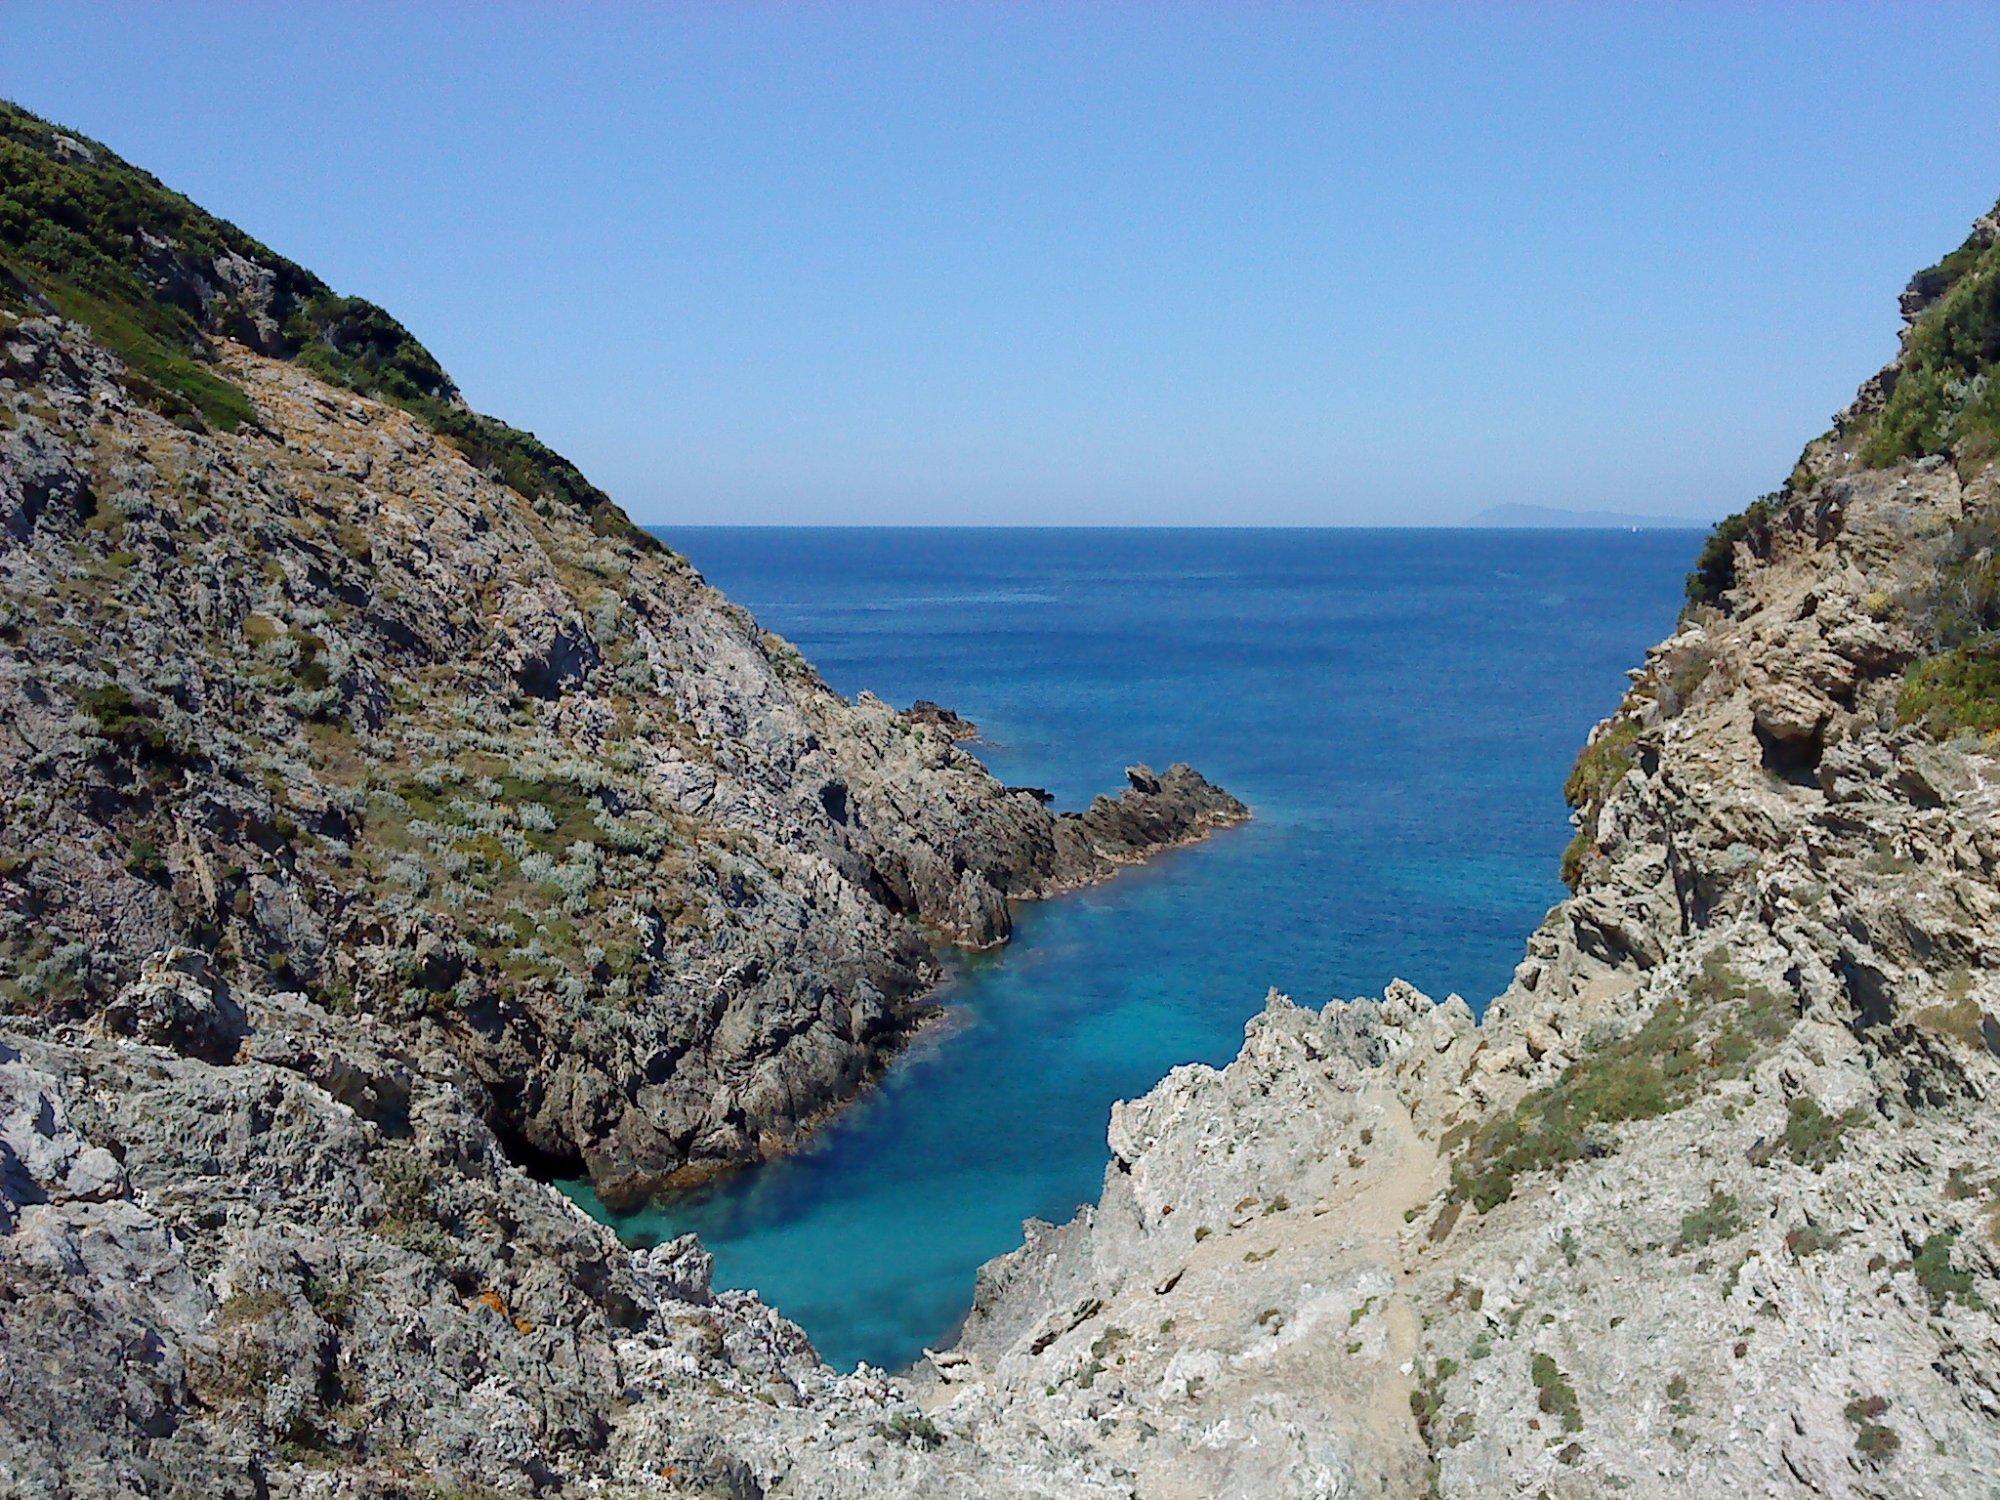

0,309,1244,1203
7,90,2000,1500
908,215,2000,1498
0,101,1243,1498
94,947,246,1062
906,699,978,739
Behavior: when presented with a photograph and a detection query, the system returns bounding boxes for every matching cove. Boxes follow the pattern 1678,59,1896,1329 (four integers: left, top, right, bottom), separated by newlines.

563,526,1697,1371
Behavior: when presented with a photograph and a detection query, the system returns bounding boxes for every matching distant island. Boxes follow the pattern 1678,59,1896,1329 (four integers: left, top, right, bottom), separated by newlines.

1468,502,1713,529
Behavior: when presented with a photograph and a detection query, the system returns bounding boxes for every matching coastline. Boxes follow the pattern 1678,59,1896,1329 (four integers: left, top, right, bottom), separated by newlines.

581,793,1252,1212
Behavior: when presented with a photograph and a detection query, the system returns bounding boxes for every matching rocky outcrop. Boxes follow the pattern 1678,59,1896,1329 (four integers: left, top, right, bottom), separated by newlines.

0,305,1243,1206
918,219,2000,1497
0,100,1247,1207
906,700,978,740
9,96,2000,1500
0,103,1251,1496
0,991,1151,1498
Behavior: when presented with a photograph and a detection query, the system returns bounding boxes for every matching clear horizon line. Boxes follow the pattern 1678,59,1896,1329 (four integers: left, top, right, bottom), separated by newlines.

639,520,1721,531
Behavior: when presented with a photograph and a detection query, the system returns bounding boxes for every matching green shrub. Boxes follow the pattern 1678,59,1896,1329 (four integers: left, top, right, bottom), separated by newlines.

123,835,167,881
1564,718,1640,813
1450,1046,1675,1213
1531,1353,1582,1433
1779,1095,1863,1171
1898,637,2000,737
1860,208,2000,467
0,113,260,431
1408,1385,1441,1446
1885,505,2000,738
1844,1395,1899,1463
78,683,180,762
1664,1374,1693,1420
1661,648,1714,714
1784,1222,1840,1258
1913,1230,1982,1310
871,1412,944,1449
1913,515,2000,646
1558,828,1593,891
1685,495,1775,606
1677,1189,1743,1249
38,275,254,430
1560,716,1643,887
1409,1358,1460,1449
370,1144,453,1262
291,631,331,691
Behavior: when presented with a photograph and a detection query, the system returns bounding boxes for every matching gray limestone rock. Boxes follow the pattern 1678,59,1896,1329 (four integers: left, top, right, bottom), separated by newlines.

8,101,2000,1500
0,311,1245,1208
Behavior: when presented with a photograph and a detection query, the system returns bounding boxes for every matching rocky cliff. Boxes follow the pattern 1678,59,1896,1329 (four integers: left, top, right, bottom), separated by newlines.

7,97,2000,1500
0,101,1244,1497
0,101,1244,1206
916,210,2000,1497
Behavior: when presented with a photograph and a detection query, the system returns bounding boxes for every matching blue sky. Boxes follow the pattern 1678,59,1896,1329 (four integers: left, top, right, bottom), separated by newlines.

6,3,1999,525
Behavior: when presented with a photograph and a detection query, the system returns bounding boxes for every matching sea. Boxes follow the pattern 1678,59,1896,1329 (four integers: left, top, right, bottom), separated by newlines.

564,526,1696,1372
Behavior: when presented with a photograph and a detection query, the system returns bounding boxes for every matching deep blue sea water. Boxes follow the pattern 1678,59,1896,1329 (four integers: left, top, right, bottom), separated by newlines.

572,527,1694,1372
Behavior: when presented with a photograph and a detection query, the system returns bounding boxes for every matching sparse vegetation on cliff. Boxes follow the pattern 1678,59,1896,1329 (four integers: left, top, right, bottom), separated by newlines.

1895,512,2000,736
1530,1353,1583,1434
1563,718,1640,813
0,99,649,543
1684,494,1775,607
1844,1395,1900,1463
1447,955,1793,1213
1559,716,1643,889
1861,207,2000,468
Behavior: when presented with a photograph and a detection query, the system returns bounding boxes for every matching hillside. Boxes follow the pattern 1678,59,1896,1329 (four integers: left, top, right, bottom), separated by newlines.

922,207,2000,1496
0,103,1245,1498
6,97,2000,1500
0,100,1245,1204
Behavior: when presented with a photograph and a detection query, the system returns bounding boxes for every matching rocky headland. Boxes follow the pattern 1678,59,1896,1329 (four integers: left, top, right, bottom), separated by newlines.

0,100,1245,1497
917,209,2000,1497
4,99,2000,1500
0,100,1246,1209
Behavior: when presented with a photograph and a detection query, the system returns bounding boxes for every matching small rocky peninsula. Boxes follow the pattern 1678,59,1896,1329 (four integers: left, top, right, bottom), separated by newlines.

0,101,1245,1496
4,99,1999,1498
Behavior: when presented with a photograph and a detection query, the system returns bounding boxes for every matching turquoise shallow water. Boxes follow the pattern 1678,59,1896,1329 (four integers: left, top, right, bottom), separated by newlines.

567,526,1695,1371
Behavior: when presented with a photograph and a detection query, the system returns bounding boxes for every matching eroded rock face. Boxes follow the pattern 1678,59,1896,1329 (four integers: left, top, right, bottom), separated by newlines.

0,314,1243,1204
0,1009,1148,1499
0,303,1243,1494
0,121,1246,1493
92,946,246,1062
919,301,2000,1496
7,105,2000,1500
